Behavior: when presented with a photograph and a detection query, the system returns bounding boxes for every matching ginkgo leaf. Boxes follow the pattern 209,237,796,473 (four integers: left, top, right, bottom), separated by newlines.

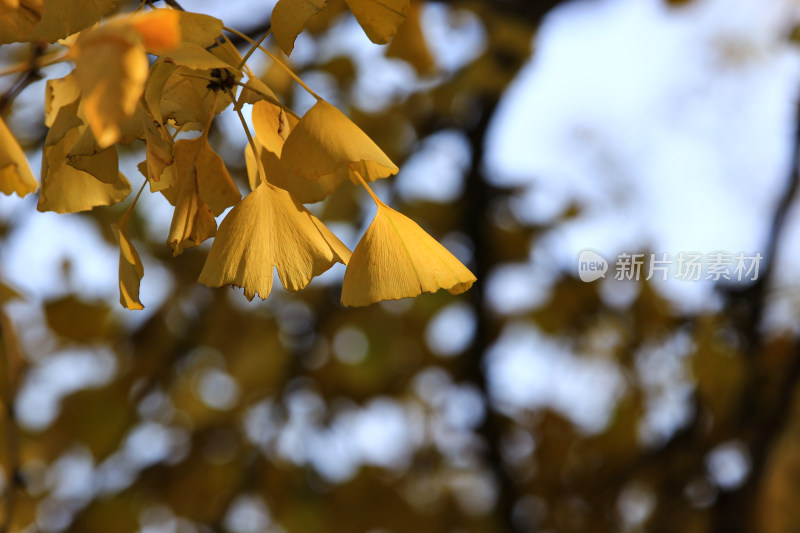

272,0,408,54
278,99,398,202
39,134,131,213
166,163,217,256
143,60,178,124
341,200,475,307
0,117,38,198
198,182,351,301
237,76,280,108
167,128,241,255
150,11,225,68
71,10,180,148
72,28,149,148
245,99,295,190
160,40,241,129
39,101,130,213
126,9,181,53
271,0,328,56
114,209,144,310
141,113,176,193
44,73,81,128
158,43,234,70
346,0,409,44
20,0,118,43
386,1,435,76
175,11,223,47
0,0,42,45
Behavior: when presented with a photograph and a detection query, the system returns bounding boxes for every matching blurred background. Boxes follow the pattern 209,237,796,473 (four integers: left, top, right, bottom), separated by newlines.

1,0,800,531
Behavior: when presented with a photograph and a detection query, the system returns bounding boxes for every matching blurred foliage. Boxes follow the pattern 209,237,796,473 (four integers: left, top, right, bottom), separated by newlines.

0,0,798,532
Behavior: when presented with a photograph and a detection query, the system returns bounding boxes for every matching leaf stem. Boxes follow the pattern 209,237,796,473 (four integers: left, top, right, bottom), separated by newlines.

237,26,272,70
221,33,255,78
0,51,68,78
201,91,219,140
233,81,301,120
226,87,267,189
352,170,383,207
222,26,322,101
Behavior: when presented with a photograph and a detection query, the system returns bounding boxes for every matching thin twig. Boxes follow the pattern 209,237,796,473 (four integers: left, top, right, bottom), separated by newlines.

222,26,321,100
237,26,272,70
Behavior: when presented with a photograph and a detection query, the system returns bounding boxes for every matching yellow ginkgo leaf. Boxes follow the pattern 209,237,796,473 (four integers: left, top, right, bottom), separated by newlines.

114,209,144,310
278,99,398,202
237,76,280,108
44,73,80,128
141,113,176,193
271,0,408,54
345,0,409,44
149,11,226,69
158,43,234,70
175,11,223,47
167,126,241,255
0,117,38,198
143,60,178,124
198,182,351,301
160,40,241,129
70,10,180,148
271,0,327,56
246,99,298,191
20,0,117,43
126,9,181,53
0,0,42,45
386,1,435,76
38,101,130,213
341,196,475,307
72,28,149,148
166,162,217,256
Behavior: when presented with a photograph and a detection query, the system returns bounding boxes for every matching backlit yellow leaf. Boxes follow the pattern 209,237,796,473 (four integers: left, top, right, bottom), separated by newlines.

237,76,280,108
72,27,149,148
167,126,240,255
0,116,38,198
114,209,144,310
246,99,299,191
160,40,241,129
159,43,234,70
345,0,409,44
272,0,327,55
141,113,176,193
143,59,178,124
21,0,118,43
44,73,81,128
271,0,408,53
127,8,181,53
278,99,398,202
166,161,217,256
198,182,351,300
175,11,223,47
341,197,475,307
39,101,130,213
386,1,435,75
0,0,42,44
